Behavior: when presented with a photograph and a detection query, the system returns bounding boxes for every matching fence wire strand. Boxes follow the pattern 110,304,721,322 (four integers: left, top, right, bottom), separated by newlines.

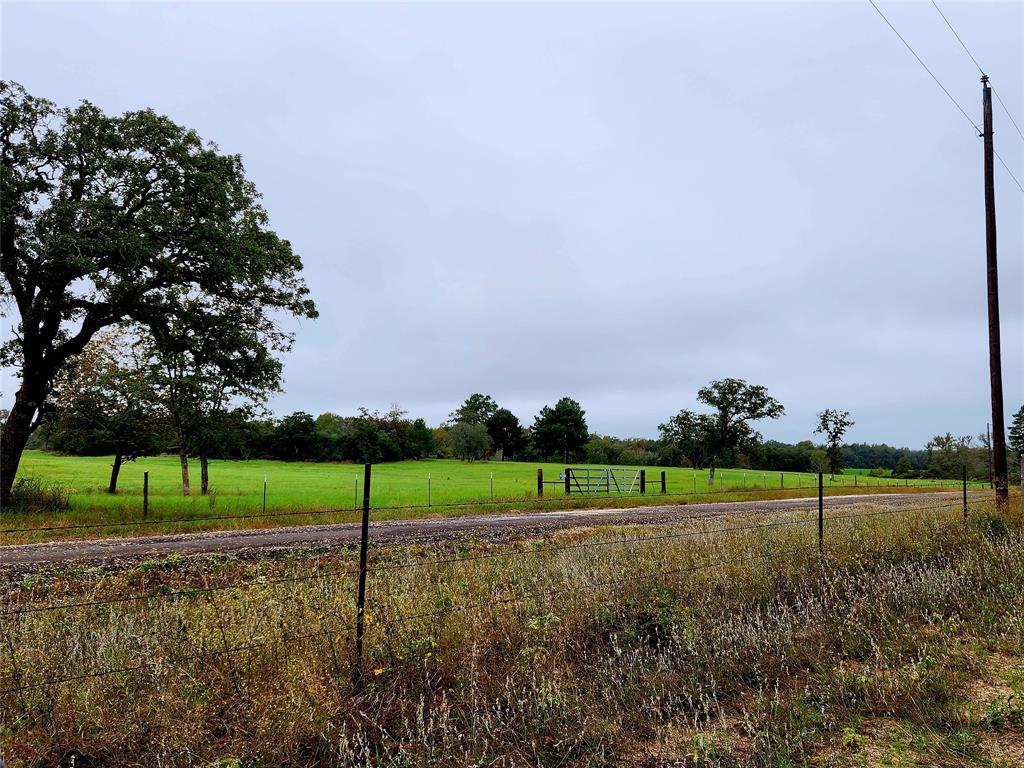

0,495,989,696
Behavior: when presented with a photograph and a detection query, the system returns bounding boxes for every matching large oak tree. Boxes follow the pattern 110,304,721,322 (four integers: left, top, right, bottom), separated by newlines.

0,82,317,504
696,378,784,484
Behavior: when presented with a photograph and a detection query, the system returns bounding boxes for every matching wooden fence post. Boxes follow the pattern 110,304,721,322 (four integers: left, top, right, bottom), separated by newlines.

537,468,543,498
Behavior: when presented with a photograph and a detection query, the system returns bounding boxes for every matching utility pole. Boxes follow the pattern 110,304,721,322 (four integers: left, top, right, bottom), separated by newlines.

981,75,1008,504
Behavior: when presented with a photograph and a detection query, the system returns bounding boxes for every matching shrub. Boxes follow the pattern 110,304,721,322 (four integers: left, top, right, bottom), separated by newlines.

8,476,71,513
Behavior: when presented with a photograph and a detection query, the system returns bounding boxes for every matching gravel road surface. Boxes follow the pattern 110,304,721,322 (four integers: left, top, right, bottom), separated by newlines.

0,491,967,571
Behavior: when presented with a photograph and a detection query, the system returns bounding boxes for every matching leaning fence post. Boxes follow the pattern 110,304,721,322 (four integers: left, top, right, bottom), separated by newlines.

537,468,543,497
143,471,149,518
818,471,824,554
963,464,968,524
353,463,372,690
661,470,666,495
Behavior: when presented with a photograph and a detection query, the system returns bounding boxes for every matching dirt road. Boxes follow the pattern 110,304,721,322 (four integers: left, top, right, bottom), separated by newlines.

0,491,968,571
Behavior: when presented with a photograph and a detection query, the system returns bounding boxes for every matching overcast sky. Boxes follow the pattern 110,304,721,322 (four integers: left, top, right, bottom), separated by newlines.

2,1,1022,447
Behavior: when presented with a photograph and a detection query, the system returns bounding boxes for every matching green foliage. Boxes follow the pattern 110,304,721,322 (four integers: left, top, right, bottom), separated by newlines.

46,328,167,464
7,476,70,513
696,378,784,479
448,422,492,461
925,433,974,479
448,394,498,426
485,408,525,458
1009,405,1024,460
658,409,710,468
269,412,321,460
814,409,855,476
530,397,589,462
405,419,436,459
0,80,316,501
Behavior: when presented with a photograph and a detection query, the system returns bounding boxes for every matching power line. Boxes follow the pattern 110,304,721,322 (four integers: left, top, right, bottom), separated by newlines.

868,1,1024,194
930,0,1024,144
992,89,1024,144
868,0,979,131
929,0,985,76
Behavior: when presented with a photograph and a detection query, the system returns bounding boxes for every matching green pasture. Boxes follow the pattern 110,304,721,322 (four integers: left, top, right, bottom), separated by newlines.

6,450,979,539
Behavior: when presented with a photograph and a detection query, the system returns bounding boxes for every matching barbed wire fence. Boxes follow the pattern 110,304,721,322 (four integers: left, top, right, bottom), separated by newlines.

0,466,997,701
0,466,988,538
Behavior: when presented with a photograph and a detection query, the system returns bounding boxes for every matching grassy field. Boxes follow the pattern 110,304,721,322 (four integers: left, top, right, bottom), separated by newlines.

2,494,1020,766
4,451,982,544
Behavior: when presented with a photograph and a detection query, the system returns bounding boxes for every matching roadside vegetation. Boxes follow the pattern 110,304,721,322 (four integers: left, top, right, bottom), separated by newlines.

2,493,1021,766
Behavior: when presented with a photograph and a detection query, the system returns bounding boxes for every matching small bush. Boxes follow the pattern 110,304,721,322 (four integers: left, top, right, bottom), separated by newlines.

975,512,1010,541
8,476,71,513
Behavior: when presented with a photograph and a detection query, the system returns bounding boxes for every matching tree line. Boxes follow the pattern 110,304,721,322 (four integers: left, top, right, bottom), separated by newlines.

25,340,1023,498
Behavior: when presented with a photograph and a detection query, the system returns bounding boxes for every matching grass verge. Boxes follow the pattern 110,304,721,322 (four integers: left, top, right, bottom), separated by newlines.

1,494,1021,766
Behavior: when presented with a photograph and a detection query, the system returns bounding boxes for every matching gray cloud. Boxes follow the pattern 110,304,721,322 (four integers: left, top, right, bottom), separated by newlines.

2,1,1021,447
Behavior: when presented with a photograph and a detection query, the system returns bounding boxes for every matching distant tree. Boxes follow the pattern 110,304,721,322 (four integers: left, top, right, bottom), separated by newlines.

924,433,973,478
1009,405,1024,463
486,408,525,459
271,412,321,460
531,397,589,462
696,378,784,485
47,327,165,493
814,409,855,479
448,422,492,461
0,81,317,506
894,456,913,478
405,418,436,459
431,426,453,459
448,394,499,426
144,312,285,496
658,409,711,469
807,448,829,474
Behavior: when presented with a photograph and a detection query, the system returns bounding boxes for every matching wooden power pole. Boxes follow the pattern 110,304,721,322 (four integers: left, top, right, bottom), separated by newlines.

981,75,1008,503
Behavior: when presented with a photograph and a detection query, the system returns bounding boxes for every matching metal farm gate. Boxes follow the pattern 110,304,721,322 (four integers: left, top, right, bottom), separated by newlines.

563,467,642,495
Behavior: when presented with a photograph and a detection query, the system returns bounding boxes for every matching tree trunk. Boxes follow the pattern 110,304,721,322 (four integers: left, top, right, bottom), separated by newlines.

0,390,41,506
707,462,716,486
200,452,209,495
179,451,191,496
108,453,123,494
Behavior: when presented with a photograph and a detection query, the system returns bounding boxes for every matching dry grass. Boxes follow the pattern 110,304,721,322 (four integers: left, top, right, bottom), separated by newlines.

1,494,1021,767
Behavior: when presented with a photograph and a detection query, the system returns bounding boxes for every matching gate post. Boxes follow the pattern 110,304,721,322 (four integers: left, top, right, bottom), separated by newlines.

640,469,646,495
661,471,667,494
564,468,571,495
